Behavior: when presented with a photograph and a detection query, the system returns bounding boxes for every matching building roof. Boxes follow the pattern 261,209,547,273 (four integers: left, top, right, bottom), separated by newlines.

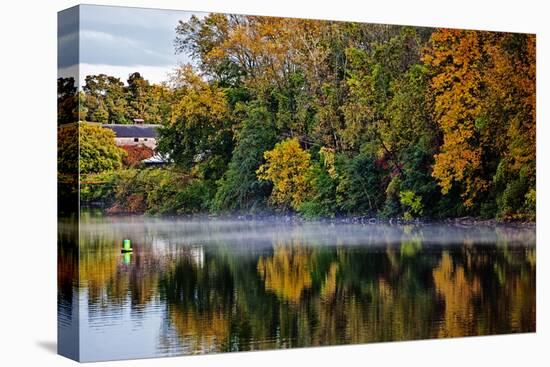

103,124,161,138
142,153,171,165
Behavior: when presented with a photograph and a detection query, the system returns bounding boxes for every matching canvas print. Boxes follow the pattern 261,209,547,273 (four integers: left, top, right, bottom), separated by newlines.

58,4,536,362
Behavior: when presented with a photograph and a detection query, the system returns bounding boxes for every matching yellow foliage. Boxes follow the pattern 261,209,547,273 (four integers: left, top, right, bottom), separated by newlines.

257,138,313,210
484,34,536,180
432,252,481,337
169,65,228,127
424,30,536,207
319,147,337,179
202,16,328,92
257,242,313,304
320,263,339,301
170,308,230,352
423,30,485,204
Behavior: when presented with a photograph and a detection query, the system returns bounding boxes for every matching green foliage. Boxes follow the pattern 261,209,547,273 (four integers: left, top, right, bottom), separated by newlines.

82,74,129,124
80,73,173,124
399,143,440,218
156,66,232,170
174,179,217,214
501,179,528,216
79,172,118,204
343,28,424,152
58,124,79,175
399,191,423,221
336,152,386,215
524,189,536,219
76,18,535,221
299,162,337,219
110,168,197,215
214,103,278,212
126,72,150,122
381,175,402,218
108,166,222,215
78,123,126,175
57,77,79,125
494,159,535,220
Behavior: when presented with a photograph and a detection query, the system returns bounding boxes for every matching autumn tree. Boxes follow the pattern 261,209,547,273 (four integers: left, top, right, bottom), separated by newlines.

146,83,174,125
57,77,79,125
484,33,536,219
60,123,125,176
120,144,154,168
57,123,79,175
340,27,438,217
176,14,349,147
156,65,232,171
78,123,126,174
175,15,320,90
423,30,489,208
257,138,313,211
73,17,535,220
424,30,536,217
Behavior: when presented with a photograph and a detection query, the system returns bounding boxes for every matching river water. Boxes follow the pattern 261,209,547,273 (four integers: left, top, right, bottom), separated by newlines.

58,214,536,361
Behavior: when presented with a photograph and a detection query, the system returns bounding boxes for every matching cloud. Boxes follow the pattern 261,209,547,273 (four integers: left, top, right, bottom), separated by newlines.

57,6,79,68
80,30,139,47
77,5,197,67
58,31,79,68
58,63,177,87
79,29,177,67
58,63,79,84
58,5,206,84
79,4,199,31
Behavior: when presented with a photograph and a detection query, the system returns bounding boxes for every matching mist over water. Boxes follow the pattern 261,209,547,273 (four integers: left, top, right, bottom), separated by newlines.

59,215,536,361
77,215,536,250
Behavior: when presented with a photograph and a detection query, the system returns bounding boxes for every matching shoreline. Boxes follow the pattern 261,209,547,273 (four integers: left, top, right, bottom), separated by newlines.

81,207,536,227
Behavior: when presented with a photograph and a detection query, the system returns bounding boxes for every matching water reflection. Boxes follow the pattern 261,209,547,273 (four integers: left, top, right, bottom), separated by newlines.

58,216,535,361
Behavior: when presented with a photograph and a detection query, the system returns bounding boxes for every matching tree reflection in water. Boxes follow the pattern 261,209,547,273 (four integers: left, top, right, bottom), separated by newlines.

59,218,535,359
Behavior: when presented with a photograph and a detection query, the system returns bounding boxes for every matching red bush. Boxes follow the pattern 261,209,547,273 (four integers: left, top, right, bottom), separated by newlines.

120,144,154,167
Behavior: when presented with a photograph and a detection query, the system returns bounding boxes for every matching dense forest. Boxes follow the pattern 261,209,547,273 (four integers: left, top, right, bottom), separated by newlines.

58,15,536,220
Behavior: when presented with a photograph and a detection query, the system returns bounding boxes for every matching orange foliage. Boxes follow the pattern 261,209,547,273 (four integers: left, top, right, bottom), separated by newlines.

423,30,485,205
121,144,154,167
169,308,230,352
432,252,481,337
484,34,536,179
201,16,327,91
424,30,536,207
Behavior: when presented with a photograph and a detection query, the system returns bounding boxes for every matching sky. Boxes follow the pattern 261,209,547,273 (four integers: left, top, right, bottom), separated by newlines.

58,5,206,87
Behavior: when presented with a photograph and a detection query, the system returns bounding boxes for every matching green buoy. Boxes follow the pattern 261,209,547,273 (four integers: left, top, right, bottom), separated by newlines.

121,239,133,253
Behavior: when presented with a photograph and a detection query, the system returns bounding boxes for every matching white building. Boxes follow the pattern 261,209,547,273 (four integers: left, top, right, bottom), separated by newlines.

102,124,161,150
